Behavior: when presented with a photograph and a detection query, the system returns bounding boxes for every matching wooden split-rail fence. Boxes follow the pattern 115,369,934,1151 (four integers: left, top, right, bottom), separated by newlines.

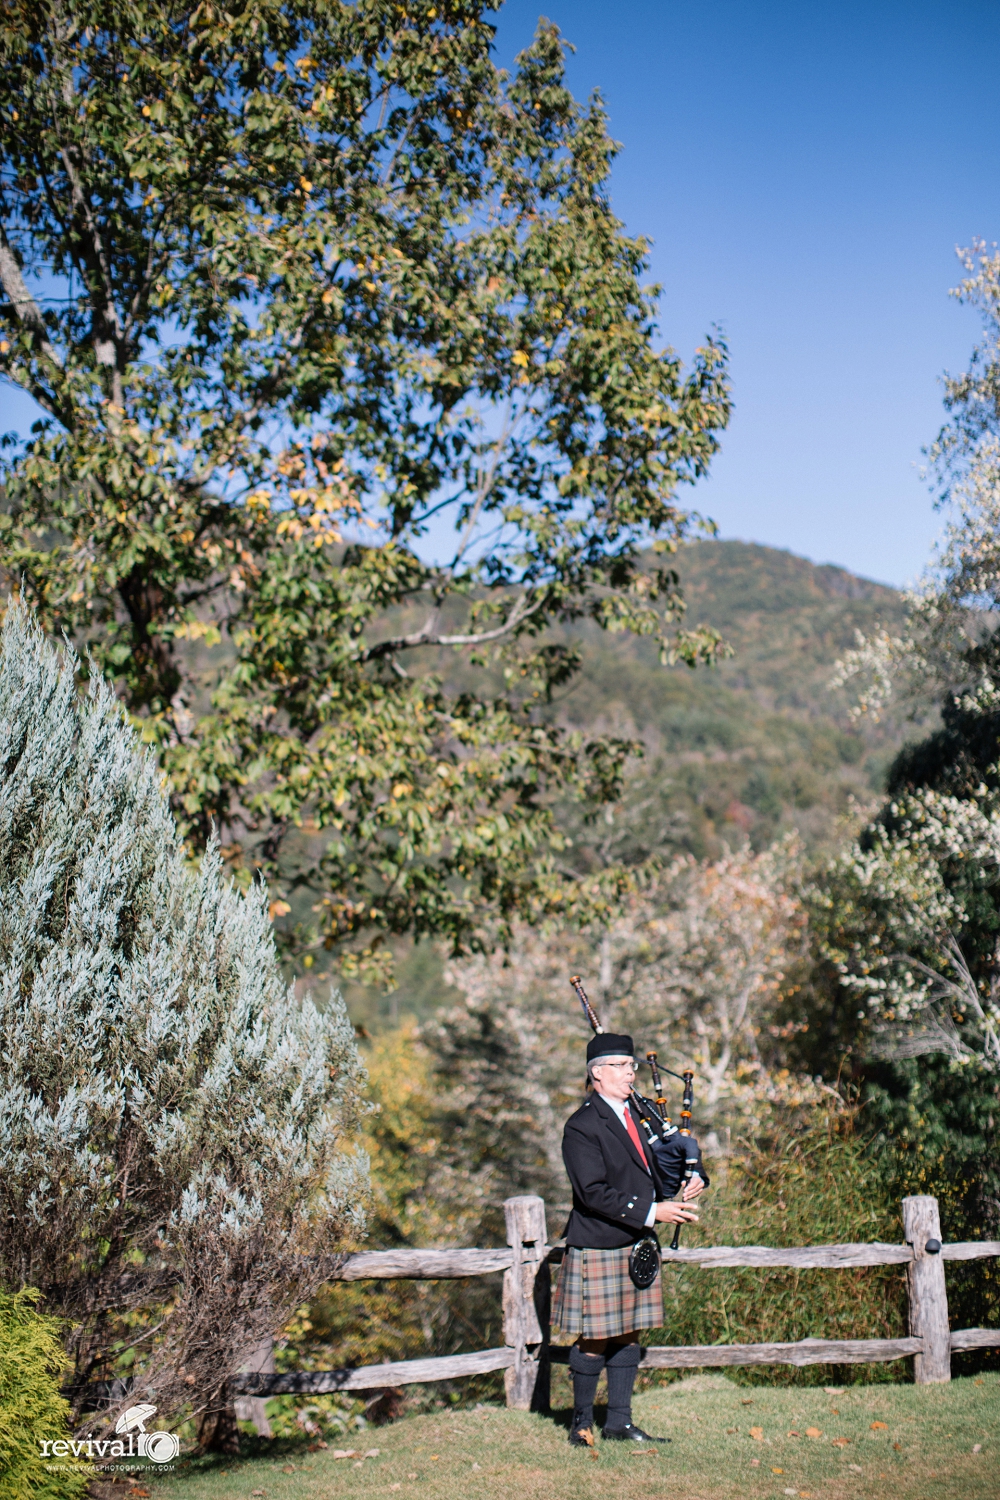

230,1194,1000,1411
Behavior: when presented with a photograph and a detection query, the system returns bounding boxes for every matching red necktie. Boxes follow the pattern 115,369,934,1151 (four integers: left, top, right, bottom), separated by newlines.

623,1104,648,1169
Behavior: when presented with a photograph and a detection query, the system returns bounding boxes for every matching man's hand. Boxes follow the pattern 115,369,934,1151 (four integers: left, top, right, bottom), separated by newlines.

653,1200,699,1225
682,1173,705,1202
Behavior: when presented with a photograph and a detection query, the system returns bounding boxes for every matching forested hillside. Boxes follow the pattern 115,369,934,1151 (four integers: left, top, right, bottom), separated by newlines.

559,538,913,860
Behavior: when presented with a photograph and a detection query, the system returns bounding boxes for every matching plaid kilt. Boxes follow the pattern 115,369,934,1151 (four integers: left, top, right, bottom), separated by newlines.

551,1244,663,1340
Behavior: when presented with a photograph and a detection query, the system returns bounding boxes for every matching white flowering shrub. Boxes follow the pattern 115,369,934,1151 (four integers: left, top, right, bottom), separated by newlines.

818,787,1000,1070
0,601,368,1443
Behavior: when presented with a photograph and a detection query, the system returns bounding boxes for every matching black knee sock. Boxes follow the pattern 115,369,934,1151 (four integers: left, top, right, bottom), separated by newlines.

604,1341,641,1430
568,1346,605,1431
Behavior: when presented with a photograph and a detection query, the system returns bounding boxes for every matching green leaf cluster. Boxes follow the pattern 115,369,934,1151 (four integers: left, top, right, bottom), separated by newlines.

0,1,730,979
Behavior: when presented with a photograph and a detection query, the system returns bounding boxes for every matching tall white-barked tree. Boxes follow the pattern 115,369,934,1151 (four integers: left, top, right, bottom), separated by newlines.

0,600,369,1448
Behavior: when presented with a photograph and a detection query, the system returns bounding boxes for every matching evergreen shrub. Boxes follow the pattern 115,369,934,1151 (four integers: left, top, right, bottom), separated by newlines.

0,1288,89,1499
0,600,369,1443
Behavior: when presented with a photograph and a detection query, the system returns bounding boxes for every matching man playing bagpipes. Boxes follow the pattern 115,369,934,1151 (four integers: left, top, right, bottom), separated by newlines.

552,995,708,1447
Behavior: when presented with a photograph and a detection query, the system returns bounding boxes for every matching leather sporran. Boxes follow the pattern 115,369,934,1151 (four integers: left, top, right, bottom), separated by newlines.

628,1233,661,1289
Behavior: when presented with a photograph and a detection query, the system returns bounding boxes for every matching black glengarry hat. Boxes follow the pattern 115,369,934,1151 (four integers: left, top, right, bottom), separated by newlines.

586,1032,634,1063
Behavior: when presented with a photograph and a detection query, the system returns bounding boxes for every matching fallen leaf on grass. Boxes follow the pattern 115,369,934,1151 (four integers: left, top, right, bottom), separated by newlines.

831,1437,851,1448
390,1486,401,1492
589,1452,599,1462
787,1430,800,1437
407,1473,417,1479
824,1387,845,1395
975,1377,984,1385
430,1454,439,1460
750,1426,763,1441
363,1449,380,1458
893,1442,902,1451
848,1465,863,1472
471,1462,481,1470
332,1450,356,1460
353,1462,363,1469
805,1427,822,1439
741,1398,754,1406
251,1492,266,1498
749,1458,760,1466
771,1466,784,1473
726,1427,738,1434
871,1421,888,1430
973,1444,982,1453
282,1465,295,1474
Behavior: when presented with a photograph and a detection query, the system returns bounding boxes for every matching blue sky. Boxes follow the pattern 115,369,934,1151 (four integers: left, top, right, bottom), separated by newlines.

493,0,1000,586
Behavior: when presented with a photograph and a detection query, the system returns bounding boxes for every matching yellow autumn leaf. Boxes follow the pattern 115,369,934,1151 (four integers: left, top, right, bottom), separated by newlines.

268,899,291,920
749,1426,763,1441
511,349,529,368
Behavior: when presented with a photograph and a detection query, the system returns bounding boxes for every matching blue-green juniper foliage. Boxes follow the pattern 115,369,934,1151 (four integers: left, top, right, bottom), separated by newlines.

0,600,368,1441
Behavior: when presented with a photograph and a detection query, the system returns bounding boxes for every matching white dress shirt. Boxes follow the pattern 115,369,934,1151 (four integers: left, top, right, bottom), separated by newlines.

596,1092,658,1228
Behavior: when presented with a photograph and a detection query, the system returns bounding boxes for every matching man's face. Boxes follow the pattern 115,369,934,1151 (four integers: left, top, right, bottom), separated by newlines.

591,1055,636,1103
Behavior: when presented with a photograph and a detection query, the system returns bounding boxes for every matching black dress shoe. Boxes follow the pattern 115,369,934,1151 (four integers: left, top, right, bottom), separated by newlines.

568,1424,597,1447
602,1422,670,1443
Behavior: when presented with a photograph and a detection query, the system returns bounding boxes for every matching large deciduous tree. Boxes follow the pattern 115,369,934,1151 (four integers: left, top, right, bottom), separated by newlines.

0,1,730,980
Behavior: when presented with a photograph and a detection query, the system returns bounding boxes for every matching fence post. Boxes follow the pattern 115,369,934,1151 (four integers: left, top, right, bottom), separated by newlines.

502,1195,550,1411
233,1337,275,1438
902,1195,951,1384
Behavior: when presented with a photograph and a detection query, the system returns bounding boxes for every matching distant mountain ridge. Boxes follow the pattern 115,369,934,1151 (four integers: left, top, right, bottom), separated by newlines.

559,540,911,859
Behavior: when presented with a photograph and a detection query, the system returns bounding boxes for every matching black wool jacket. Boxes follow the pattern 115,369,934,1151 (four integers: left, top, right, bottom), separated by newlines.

561,1092,667,1250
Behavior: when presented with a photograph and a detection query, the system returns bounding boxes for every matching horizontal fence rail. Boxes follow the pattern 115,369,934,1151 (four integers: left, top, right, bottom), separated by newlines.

231,1348,517,1395
327,1248,515,1280
230,1329,1000,1398
322,1238,1000,1280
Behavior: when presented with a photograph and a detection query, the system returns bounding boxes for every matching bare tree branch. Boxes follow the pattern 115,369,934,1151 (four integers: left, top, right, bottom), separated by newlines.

0,226,76,426
360,589,541,661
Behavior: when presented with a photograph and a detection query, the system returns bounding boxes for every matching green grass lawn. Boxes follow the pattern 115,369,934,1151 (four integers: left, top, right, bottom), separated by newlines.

129,1372,998,1500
